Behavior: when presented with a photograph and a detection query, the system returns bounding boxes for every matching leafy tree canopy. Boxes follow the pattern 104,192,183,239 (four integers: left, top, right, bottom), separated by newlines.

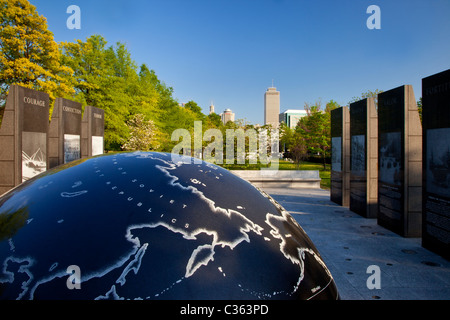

0,0,74,108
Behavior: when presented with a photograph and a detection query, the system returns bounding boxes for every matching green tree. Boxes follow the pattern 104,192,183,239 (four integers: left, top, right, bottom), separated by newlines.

59,35,108,105
417,97,423,123
137,64,163,121
60,36,128,149
280,122,294,153
290,138,308,169
0,0,74,109
280,122,308,169
298,101,332,169
207,112,223,129
325,99,340,113
349,89,383,108
60,35,164,151
184,101,203,117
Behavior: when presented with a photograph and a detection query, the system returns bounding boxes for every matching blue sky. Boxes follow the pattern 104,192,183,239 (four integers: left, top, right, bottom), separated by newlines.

31,0,450,125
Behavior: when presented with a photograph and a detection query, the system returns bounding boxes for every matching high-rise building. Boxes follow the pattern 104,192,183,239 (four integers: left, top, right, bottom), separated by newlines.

209,102,215,115
264,86,280,128
220,108,235,124
279,109,308,129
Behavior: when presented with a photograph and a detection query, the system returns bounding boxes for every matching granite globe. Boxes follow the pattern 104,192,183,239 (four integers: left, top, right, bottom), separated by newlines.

0,152,339,300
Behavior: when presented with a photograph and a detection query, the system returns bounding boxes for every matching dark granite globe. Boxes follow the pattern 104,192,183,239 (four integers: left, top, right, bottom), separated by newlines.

0,152,339,300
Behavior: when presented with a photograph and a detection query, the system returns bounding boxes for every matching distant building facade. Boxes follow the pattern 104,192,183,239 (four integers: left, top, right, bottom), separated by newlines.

279,109,308,129
220,108,235,124
264,87,280,128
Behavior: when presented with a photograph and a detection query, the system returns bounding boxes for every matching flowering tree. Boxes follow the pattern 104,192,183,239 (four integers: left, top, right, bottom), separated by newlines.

122,113,161,151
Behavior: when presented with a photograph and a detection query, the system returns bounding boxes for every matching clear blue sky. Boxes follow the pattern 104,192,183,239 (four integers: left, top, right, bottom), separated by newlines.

31,0,450,125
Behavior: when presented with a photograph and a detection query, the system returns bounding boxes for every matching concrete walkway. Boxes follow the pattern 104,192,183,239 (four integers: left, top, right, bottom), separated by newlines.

265,187,450,300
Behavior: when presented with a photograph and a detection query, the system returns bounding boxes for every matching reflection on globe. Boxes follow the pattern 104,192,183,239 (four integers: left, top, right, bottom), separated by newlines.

0,152,339,300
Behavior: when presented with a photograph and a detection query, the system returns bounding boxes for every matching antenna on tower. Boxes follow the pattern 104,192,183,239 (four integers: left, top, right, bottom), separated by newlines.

272,79,274,88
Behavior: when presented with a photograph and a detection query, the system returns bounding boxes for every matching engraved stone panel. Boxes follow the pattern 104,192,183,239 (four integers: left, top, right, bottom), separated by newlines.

422,69,450,259
378,85,422,237
349,98,378,218
48,98,82,168
0,85,49,191
331,107,350,206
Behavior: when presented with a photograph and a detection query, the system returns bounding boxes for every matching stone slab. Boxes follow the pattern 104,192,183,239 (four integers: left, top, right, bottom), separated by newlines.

331,107,350,206
422,69,450,260
231,170,321,189
377,85,422,238
0,85,49,191
349,98,378,218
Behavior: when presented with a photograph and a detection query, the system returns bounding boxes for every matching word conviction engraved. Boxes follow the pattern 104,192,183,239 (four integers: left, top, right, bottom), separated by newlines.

63,106,82,114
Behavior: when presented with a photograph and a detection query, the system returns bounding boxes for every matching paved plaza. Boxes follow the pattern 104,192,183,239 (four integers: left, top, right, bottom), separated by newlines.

266,187,450,300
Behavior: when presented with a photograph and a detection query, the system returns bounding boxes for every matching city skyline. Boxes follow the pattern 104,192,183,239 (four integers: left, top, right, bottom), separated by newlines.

31,0,450,125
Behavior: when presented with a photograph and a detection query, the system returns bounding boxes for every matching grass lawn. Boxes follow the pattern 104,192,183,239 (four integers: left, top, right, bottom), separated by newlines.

220,160,331,190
